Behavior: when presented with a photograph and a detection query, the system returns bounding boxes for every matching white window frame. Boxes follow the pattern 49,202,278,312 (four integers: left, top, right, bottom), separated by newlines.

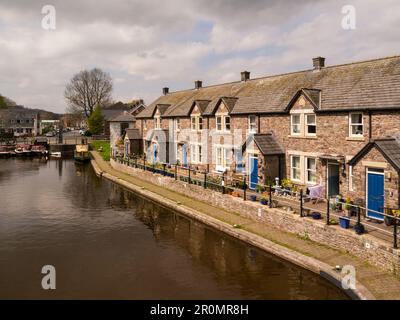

305,157,317,184
349,112,364,137
216,116,223,131
191,116,197,131
248,115,257,133
224,116,231,131
198,117,203,131
190,144,202,164
305,114,316,136
291,114,301,135
154,116,161,129
215,146,231,170
174,118,180,132
290,155,301,182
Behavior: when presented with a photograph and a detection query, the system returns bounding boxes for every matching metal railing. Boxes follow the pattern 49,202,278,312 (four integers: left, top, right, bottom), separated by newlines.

113,155,400,249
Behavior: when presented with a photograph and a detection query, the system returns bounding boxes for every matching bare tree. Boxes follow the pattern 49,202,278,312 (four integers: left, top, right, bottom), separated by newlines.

64,68,113,118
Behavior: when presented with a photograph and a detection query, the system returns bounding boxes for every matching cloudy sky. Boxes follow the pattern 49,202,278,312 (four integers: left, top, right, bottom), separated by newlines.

0,0,400,113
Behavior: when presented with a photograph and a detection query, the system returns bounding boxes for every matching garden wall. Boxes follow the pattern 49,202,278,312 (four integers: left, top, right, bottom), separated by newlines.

111,159,400,274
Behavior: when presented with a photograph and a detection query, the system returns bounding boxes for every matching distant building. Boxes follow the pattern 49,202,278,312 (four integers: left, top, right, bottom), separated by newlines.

103,99,145,137
109,111,137,157
0,107,38,137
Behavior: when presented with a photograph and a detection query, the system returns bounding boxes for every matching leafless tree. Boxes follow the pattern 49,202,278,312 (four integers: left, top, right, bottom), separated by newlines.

64,68,113,118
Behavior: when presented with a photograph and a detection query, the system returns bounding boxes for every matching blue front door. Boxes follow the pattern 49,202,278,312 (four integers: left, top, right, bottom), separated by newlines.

125,142,129,157
183,144,188,167
249,156,258,190
367,170,384,221
153,144,158,164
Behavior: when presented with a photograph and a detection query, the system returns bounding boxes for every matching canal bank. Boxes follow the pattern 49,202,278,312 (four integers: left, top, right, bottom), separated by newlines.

90,152,400,300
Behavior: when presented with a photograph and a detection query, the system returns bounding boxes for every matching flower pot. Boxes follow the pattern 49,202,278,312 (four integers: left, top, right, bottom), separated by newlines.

250,195,257,202
339,217,350,229
260,199,268,205
354,223,365,235
311,212,321,220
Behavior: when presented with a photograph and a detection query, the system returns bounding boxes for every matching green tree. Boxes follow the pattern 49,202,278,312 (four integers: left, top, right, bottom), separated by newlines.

88,105,104,135
0,95,7,109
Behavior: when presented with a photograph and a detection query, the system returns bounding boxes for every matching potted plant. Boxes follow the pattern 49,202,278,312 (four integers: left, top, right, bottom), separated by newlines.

250,195,257,202
260,196,269,205
353,222,365,235
310,212,321,220
339,214,350,229
344,197,355,217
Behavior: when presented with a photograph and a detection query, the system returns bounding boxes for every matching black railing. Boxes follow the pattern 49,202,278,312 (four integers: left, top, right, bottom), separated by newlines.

113,155,400,249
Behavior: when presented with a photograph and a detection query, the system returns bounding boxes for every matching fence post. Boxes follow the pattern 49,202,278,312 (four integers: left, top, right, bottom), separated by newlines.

300,189,304,217
326,197,330,225
357,206,361,225
243,174,247,201
134,156,137,168
394,218,398,249
204,172,207,189
188,168,191,184
269,184,272,208
143,155,146,171
222,173,225,194
162,163,166,176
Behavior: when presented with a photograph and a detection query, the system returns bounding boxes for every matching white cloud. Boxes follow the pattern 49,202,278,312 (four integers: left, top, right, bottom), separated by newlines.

0,0,399,112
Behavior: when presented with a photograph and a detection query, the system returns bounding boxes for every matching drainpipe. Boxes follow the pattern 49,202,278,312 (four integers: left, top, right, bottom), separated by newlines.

368,111,372,141
258,115,261,134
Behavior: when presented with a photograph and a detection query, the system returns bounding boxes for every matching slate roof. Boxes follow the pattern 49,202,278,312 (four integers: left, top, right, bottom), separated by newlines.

242,133,284,156
348,137,400,171
103,109,126,121
144,129,170,142
136,55,400,119
125,128,141,140
109,111,136,122
253,133,284,156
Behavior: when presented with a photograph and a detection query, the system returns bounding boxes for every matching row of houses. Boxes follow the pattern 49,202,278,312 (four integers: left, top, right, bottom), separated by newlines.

110,55,400,220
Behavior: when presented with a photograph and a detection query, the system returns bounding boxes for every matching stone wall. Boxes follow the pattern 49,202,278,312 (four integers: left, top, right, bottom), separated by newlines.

111,158,400,274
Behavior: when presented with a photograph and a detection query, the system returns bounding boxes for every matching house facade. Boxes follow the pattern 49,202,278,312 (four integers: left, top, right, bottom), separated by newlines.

109,111,137,157
134,55,400,220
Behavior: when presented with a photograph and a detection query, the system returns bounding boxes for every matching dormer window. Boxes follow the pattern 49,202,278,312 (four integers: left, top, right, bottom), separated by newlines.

154,116,161,129
291,114,301,135
216,115,230,132
191,116,203,131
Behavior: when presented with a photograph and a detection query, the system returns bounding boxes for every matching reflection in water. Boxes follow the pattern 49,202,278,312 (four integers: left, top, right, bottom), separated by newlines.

0,159,349,299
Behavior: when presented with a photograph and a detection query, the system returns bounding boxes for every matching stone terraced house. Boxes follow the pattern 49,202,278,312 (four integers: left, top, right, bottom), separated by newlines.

134,55,400,220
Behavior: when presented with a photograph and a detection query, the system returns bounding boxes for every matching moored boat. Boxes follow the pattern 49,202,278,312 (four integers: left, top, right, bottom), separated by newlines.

14,144,32,156
31,145,48,156
74,144,90,162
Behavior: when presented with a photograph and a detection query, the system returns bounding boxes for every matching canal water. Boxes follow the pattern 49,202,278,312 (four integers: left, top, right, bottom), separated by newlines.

0,159,348,299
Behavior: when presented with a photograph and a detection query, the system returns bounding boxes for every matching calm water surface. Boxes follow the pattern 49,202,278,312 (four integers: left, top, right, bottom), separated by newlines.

0,159,349,299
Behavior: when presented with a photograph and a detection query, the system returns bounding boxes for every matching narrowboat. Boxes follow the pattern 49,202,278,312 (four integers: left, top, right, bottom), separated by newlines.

74,144,90,162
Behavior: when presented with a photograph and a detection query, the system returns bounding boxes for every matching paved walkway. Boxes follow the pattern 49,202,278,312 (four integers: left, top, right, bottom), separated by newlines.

92,152,400,300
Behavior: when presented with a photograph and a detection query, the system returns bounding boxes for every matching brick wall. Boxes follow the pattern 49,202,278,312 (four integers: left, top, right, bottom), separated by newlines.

110,158,400,274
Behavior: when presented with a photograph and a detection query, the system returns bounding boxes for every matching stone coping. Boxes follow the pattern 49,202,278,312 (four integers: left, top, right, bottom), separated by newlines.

90,155,376,300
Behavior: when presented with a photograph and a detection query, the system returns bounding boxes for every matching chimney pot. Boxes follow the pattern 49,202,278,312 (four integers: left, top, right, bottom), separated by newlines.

195,80,202,89
162,87,169,95
241,71,250,81
313,57,325,70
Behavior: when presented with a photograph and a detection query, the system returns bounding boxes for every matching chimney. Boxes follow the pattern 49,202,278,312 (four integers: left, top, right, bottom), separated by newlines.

162,87,169,95
312,57,325,70
241,71,250,81
195,80,202,89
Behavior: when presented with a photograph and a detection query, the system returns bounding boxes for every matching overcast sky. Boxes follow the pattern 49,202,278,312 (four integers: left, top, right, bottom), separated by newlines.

0,0,400,113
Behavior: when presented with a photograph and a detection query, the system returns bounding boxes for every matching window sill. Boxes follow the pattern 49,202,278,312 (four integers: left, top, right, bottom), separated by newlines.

346,136,365,141
288,135,317,140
